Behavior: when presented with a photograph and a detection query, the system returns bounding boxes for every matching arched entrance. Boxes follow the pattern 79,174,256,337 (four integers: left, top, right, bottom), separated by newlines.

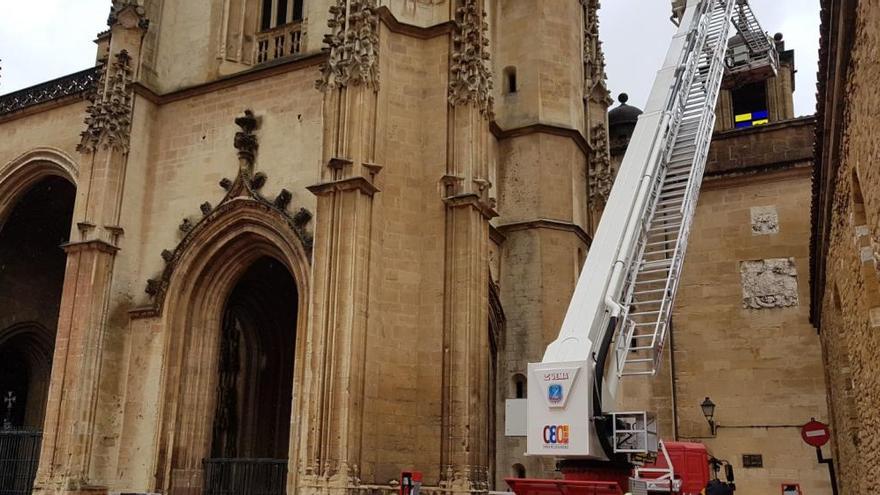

0,175,75,494
151,203,310,495
204,256,297,495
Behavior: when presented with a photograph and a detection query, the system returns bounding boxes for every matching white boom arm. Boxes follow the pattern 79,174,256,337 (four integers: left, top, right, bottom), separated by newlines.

527,0,777,458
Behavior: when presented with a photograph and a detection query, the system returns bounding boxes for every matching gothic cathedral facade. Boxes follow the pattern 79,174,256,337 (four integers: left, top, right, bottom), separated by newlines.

0,1,612,493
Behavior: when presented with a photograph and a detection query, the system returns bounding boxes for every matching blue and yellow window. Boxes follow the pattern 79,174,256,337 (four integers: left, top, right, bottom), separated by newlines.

734,110,769,129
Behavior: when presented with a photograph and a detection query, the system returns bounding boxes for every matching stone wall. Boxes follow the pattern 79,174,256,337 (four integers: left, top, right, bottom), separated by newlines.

618,116,832,494
812,1,880,493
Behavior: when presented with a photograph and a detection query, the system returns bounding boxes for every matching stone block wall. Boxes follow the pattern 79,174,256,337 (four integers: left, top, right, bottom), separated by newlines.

812,1,880,493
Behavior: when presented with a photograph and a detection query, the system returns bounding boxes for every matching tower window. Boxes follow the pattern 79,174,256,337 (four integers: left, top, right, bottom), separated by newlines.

512,464,526,479
732,81,769,128
512,374,527,399
504,67,518,94
260,0,304,31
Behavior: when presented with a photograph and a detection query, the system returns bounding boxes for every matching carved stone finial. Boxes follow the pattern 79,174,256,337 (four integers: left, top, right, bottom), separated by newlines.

251,172,267,190
448,0,494,115
179,218,194,233
316,0,380,91
108,0,149,30
200,202,213,216
145,279,160,296
293,207,313,227
219,178,233,190
275,189,293,210
161,249,174,262
234,109,259,163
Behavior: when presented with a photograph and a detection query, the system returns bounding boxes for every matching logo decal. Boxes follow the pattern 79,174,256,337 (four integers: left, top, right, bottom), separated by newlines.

533,366,580,408
543,424,570,448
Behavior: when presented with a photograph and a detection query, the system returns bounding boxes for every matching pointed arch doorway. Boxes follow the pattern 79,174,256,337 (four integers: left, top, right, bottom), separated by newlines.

203,255,297,495
0,174,76,495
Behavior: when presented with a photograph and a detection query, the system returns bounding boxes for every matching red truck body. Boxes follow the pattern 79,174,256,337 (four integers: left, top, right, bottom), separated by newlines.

505,441,712,495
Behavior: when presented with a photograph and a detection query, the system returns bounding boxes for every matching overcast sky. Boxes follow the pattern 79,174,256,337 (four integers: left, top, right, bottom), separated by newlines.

601,0,821,116
2,0,819,117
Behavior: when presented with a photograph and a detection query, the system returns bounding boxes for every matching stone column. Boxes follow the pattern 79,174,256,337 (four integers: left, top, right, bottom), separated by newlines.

440,1,495,492
34,3,148,494
298,1,381,493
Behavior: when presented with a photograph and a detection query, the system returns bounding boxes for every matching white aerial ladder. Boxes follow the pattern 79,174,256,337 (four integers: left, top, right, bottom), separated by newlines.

526,0,777,460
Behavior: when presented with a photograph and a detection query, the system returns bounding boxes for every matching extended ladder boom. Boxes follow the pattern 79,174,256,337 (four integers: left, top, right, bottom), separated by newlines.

528,0,771,459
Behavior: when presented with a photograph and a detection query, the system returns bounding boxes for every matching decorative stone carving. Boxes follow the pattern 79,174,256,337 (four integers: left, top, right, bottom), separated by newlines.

108,0,149,30
0,67,99,116
78,51,135,153
234,109,259,162
740,258,799,309
448,0,493,115
316,0,380,91
179,218,194,233
581,0,610,101
589,123,614,205
275,189,292,210
750,206,779,235
144,110,314,307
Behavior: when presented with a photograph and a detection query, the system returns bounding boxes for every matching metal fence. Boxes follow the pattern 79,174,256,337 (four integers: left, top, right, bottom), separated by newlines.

0,430,42,495
203,458,287,495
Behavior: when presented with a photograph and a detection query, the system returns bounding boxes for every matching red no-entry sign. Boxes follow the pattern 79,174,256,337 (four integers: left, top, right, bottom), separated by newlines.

801,420,831,448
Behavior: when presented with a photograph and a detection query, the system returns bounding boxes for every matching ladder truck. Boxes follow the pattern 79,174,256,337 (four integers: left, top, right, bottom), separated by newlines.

508,1,778,493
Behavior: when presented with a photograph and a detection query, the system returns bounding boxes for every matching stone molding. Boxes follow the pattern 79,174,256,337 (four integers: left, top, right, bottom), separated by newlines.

489,121,590,158
443,192,498,220
448,0,493,115
307,175,381,196
60,240,120,255
495,218,593,248
317,0,381,91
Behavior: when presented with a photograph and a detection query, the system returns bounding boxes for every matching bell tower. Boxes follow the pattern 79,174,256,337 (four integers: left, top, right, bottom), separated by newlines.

492,0,611,483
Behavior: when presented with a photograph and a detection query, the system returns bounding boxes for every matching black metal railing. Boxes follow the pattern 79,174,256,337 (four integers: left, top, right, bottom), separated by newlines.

0,429,42,495
203,458,287,495
0,67,99,117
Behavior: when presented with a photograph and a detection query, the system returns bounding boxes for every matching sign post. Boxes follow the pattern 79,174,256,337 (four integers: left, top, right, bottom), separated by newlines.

801,418,837,495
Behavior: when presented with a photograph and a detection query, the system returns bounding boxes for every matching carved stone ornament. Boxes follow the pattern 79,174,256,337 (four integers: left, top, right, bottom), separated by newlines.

448,0,494,116
140,110,314,314
78,50,135,153
740,258,799,309
316,0,381,91
589,123,614,205
108,0,150,30
750,206,779,235
580,0,610,102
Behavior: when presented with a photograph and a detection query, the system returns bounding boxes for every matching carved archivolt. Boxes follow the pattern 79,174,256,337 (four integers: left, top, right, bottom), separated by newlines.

448,0,493,115
140,110,313,315
317,0,381,91
740,258,799,309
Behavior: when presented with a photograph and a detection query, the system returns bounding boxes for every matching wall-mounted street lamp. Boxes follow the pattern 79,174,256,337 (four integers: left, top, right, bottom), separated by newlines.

701,397,717,436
